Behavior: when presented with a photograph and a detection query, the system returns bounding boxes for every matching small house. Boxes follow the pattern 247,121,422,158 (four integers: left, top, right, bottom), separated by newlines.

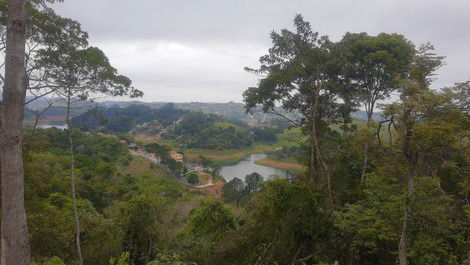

170,151,184,162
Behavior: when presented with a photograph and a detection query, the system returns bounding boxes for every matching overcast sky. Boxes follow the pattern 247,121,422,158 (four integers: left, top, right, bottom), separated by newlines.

53,0,470,103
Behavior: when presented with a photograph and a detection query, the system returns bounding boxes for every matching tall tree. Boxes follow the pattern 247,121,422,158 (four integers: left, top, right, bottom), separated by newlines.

0,1,90,138
244,14,350,207
222,177,244,206
30,8,142,263
383,44,444,265
340,32,415,183
0,0,30,264
52,46,140,265
244,172,263,194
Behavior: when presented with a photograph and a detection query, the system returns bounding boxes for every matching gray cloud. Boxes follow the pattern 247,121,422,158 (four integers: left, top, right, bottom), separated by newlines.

53,0,470,102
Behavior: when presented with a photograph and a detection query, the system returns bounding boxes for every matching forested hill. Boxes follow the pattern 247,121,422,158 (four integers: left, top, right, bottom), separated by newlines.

72,103,281,150
71,103,188,133
30,98,375,128
99,101,272,121
99,101,378,122
162,111,279,149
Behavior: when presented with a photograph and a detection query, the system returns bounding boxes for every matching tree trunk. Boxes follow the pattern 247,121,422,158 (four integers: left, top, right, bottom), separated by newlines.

399,170,414,265
0,0,31,264
310,84,334,208
398,108,416,265
309,124,316,184
398,194,408,265
360,142,369,183
360,110,373,183
66,94,83,265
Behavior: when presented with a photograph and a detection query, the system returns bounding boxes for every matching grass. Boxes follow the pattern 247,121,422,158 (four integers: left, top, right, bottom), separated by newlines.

183,143,278,165
117,155,194,196
213,121,245,132
133,134,162,145
117,155,171,178
255,158,305,170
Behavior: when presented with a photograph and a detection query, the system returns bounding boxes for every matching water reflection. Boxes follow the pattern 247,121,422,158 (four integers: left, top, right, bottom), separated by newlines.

220,153,287,182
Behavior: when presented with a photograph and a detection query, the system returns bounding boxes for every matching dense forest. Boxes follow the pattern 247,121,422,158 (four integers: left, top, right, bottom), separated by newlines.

163,111,279,150
72,104,187,133
73,104,280,150
0,1,468,265
23,129,185,265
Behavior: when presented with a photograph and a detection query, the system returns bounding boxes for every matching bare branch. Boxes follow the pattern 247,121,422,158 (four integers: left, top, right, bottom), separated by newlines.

267,109,300,127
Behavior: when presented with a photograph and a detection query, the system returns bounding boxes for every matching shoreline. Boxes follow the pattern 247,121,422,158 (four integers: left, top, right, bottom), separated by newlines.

183,144,278,165
254,158,305,171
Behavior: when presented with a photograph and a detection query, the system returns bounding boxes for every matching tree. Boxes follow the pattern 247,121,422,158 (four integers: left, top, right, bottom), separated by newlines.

0,0,31,264
221,177,244,206
244,14,351,207
199,156,212,169
32,11,142,265
187,173,198,184
210,164,221,178
0,2,89,135
112,194,168,265
382,44,445,265
217,179,332,265
244,172,263,193
340,32,415,183
187,198,236,237
175,198,236,264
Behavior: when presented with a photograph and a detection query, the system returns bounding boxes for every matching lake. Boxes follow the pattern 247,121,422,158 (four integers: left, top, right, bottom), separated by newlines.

220,153,287,182
38,124,68,130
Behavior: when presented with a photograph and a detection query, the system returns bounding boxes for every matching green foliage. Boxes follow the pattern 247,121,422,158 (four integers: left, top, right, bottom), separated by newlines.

108,194,169,265
73,104,187,132
335,172,404,264
147,253,191,265
187,198,236,237
221,177,245,206
251,126,280,142
23,129,185,265
144,143,184,175
171,198,236,264
198,156,213,168
187,173,199,184
340,32,415,108
15,11,470,265
217,179,333,265
165,112,253,150
44,256,66,265
244,172,264,193
109,252,131,265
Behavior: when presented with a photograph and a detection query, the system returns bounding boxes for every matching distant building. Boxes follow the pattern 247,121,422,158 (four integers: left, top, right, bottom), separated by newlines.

170,151,184,162
185,163,204,172
135,147,146,153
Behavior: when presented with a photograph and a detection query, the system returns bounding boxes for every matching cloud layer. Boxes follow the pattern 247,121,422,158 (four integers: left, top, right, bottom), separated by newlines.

53,0,470,102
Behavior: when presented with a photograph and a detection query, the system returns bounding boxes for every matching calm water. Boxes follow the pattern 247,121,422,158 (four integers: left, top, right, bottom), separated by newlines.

38,124,68,130
220,153,287,182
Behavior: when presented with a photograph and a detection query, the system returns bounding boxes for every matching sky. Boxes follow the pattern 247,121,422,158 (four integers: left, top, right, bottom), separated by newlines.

53,0,470,103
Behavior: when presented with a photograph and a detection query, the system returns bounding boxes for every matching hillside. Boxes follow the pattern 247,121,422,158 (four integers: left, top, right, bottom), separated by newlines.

71,103,187,133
